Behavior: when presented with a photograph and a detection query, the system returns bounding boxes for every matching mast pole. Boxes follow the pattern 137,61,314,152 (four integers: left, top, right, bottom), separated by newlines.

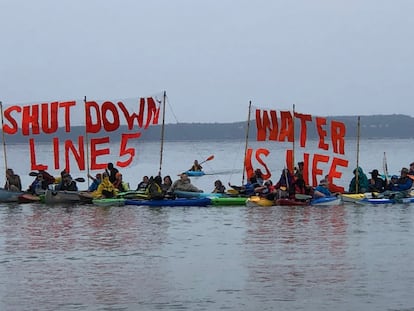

356,116,360,193
242,101,252,185
158,91,166,176
292,104,295,171
84,96,90,188
0,101,8,184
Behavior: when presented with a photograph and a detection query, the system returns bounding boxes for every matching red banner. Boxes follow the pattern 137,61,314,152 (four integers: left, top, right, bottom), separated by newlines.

2,94,164,172
247,107,349,190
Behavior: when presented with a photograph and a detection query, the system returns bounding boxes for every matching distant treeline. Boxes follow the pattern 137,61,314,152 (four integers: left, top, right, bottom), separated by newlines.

3,114,414,143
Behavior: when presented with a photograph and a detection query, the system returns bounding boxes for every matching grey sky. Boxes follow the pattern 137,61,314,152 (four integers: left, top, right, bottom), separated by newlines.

1,0,413,123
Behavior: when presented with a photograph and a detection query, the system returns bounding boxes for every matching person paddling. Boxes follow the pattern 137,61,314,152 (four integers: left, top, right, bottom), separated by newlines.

189,160,203,172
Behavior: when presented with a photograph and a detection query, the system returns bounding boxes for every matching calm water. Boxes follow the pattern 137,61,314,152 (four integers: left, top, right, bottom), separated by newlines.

1,139,414,310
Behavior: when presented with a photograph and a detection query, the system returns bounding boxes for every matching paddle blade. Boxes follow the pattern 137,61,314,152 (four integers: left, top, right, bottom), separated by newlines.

199,155,215,165
205,155,214,162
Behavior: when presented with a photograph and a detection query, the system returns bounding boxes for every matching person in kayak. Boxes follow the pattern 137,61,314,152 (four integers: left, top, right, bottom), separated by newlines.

161,175,173,194
367,169,385,193
228,176,260,196
92,172,118,199
212,180,226,193
136,176,150,192
105,162,119,184
189,160,203,171
4,168,22,192
168,172,203,193
313,179,334,198
87,173,102,192
113,172,129,192
348,166,369,193
56,173,78,191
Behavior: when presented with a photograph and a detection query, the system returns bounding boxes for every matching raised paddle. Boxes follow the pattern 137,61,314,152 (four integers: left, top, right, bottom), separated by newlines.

199,155,214,165
29,172,85,182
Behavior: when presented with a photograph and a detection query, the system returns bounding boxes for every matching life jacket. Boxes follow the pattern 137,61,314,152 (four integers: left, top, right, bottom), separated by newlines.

146,182,164,200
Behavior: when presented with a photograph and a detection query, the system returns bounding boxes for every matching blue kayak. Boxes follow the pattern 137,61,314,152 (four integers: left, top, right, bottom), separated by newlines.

311,196,342,206
185,170,205,177
358,197,414,205
174,190,224,198
124,197,211,207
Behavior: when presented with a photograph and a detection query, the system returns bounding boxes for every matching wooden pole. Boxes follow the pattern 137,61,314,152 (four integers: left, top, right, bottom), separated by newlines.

356,116,360,193
158,91,166,176
292,104,295,172
0,101,9,185
242,101,252,185
84,96,90,188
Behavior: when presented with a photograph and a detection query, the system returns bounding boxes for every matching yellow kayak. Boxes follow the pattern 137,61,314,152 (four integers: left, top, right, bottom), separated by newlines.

246,195,274,207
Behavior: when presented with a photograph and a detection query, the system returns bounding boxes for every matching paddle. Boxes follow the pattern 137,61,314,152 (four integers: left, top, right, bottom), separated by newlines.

199,155,214,165
29,172,85,182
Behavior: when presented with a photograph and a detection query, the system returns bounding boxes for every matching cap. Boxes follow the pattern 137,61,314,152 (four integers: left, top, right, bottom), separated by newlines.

391,175,398,179
369,169,379,175
401,168,409,174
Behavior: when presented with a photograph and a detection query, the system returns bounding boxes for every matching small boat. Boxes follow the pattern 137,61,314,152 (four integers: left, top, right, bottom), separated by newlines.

43,190,82,204
124,197,211,207
246,196,274,207
340,193,367,203
174,190,223,198
92,198,126,207
18,193,42,203
357,197,414,205
275,198,309,206
0,188,24,203
209,197,247,206
311,196,342,206
185,170,205,177
357,198,394,205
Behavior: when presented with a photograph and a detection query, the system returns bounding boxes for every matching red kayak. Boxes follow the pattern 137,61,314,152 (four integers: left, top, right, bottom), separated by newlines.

275,198,309,206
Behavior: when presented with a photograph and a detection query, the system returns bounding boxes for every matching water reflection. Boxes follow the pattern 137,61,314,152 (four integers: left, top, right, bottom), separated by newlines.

0,203,172,311
243,205,350,306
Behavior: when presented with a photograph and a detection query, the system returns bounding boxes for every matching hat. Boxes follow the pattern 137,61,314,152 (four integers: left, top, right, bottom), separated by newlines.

401,168,409,174
391,175,398,179
369,169,379,175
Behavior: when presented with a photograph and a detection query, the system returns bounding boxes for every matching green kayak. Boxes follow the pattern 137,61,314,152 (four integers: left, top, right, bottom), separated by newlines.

210,197,247,206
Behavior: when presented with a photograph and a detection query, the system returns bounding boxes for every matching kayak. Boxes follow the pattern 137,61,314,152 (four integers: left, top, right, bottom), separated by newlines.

210,197,247,206
124,197,211,207
174,190,223,198
185,170,205,177
18,193,42,203
118,190,149,199
275,198,309,206
340,193,367,203
311,196,342,206
357,198,394,205
246,196,274,207
0,188,24,203
358,197,414,205
43,190,82,204
92,198,126,206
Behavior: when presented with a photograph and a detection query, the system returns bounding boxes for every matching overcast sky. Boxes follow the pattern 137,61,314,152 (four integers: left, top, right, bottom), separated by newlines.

1,0,413,123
